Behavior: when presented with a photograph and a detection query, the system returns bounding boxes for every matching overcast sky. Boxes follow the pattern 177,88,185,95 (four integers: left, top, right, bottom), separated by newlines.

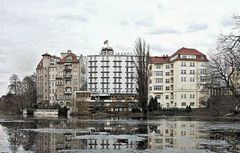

0,0,239,96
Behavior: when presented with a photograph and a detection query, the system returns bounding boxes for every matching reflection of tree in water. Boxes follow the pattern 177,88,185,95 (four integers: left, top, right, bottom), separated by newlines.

203,131,240,152
148,124,157,133
137,139,148,150
3,121,37,152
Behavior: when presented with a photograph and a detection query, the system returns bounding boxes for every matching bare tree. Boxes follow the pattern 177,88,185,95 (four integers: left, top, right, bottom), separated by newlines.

8,74,21,95
209,15,240,100
134,38,150,116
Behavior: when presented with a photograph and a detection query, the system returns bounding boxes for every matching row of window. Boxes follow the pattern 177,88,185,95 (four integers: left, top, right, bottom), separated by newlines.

181,61,195,67
181,102,195,107
155,64,172,69
181,94,195,99
181,69,196,75
154,71,171,76
181,77,195,82
150,85,172,91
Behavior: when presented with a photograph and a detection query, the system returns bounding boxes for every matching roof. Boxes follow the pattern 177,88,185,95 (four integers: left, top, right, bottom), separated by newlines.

36,59,43,69
172,47,204,56
42,53,51,57
150,56,170,64
36,54,61,69
58,52,79,64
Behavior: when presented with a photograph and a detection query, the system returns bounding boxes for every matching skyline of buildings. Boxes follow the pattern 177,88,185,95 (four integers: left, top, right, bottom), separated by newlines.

36,42,209,111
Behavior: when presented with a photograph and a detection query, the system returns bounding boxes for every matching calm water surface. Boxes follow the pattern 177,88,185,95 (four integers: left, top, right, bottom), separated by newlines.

0,115,240,153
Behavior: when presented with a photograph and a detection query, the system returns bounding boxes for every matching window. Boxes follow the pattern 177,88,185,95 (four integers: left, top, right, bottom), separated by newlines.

154,85,163,91
190,102,195,106
190,77,195,82
166,86,170,90
181,62,186,66
190,62,195,67
181,102,186,106
165,79,170,83
181,70,186,74
165,95,169,99
156,64,161,69
149,87,152,91
181,94,186,99
155,138,163,143
181,131,186,136
66,57,72,62
155,71,163,76
155,78,163,83
190,94,195,99
156,95,161,99
181,77,186,82
165,65,170,69
190,70,195,74
166,72,170,76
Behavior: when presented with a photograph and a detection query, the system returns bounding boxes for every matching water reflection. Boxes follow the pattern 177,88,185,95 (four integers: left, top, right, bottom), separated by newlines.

0,117,239,152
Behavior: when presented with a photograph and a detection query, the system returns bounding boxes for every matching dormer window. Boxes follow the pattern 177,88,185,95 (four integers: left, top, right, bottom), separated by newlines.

66,56,72,62
180,55,196,59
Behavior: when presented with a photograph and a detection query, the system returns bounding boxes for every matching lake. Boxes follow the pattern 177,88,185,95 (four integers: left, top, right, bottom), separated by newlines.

0,115,239,153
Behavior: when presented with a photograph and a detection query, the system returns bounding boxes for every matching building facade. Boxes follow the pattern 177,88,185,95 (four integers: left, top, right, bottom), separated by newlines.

36,50,84,108
149,47,208,108
87,46,137,96
36,53,60,104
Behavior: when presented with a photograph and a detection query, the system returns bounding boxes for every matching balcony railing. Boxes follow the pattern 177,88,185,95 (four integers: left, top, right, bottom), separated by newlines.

56,75,63,79
64,91,72,95
64,74,72,78
64,67,72,71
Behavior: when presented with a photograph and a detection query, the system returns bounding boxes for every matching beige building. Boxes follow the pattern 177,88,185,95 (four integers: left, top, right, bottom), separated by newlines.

149,47,208,108
36,50,83,109
36,53,60,104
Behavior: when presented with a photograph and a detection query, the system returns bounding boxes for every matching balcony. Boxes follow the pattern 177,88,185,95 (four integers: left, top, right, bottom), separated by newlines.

56,82,63,86
64,91,72,95
56,75,63,79
64,74,72,79
64,66,72,71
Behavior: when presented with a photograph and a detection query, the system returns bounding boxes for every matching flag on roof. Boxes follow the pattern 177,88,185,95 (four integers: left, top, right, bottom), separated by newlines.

104,40,108,44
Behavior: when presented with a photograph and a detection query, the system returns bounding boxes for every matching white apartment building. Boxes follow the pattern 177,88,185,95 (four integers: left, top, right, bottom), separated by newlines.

87,46,137,97
149,47,208,108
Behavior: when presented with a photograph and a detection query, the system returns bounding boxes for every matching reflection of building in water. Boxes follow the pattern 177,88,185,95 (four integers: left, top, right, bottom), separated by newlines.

36,132,87,153
36,132,145,152
148,121,203,150
35,120,147,152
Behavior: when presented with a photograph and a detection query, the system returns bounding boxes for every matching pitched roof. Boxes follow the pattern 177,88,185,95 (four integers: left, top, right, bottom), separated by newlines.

150,56,170,64
36,59,43,69
172,47,204,56
58,52,79,64
42,53,51,57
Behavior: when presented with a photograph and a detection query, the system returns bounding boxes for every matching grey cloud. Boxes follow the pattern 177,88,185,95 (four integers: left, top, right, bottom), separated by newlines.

148,28,181,35
157,3,162,9
135,18,153,27
84,1,98,15
57,14,88,22
115,44,131,52
119,20,129,26
221,17,234,27
187,24,208,32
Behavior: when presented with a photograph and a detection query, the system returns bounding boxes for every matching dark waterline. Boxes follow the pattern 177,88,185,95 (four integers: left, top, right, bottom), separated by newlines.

0,115,240,153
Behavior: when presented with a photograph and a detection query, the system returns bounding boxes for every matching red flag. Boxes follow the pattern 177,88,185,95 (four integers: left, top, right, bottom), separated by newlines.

104,40,108,44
